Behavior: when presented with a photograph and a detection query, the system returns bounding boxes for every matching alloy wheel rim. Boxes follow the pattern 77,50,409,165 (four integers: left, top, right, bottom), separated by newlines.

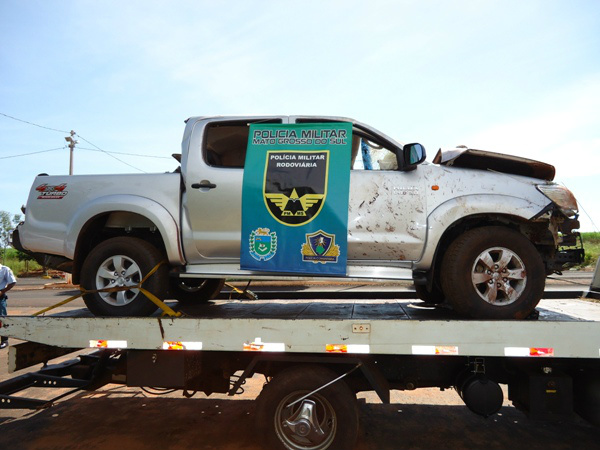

95,255,142,306
471,246,527,306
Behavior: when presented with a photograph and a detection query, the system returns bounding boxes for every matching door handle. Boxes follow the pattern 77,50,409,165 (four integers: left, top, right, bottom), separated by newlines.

191,180,217,189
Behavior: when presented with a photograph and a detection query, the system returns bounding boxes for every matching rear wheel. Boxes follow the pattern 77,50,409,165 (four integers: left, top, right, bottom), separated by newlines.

81,237,168,317
256,366,359,450
169,278,225,304
441,226,545,319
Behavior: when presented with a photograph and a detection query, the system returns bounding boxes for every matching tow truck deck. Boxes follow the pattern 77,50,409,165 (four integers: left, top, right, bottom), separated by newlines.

2,298,600,358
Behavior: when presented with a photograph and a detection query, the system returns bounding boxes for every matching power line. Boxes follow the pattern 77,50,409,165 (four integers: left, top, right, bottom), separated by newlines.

0,147,66,160
1,112,148,172
0,112,69,134
75,134,146,173
77,146,172,159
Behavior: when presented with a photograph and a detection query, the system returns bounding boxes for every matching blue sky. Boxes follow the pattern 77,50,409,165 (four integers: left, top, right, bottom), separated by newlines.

1,0,599,231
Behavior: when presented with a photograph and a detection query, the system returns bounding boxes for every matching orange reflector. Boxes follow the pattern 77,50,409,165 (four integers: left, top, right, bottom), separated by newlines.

244,342,265,351
89,339,127,349
163,341,184,350
504,347,554,357
530,348,554,357
412,345,459,355
326,344,348,353
431,185,439,191
162,341,203,350
243,338,285,352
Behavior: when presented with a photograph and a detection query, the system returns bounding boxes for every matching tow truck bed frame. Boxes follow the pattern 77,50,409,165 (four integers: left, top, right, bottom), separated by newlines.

2,298,600,359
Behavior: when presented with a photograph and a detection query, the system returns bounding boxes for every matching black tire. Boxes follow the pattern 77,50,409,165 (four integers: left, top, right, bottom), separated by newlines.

414,282,445,305
169,278,225,304
255,365,359,450
440,226,545,320
80,237,168,317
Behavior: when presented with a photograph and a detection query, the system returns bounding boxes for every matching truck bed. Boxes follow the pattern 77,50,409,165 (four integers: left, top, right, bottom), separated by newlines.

2,297,599,359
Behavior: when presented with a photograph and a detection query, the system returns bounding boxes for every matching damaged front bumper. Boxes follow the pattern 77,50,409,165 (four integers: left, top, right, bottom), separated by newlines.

553,234,585,271
547,217,585,272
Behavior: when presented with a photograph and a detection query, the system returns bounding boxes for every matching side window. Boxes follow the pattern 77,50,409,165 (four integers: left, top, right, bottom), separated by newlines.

352,138,398,171
290,118,400,171
203,123,250,168
203,120,283,168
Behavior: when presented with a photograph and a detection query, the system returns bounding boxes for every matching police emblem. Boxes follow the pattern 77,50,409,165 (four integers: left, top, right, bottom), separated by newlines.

301,230,340,264
263,150,328,227
249,228,277,261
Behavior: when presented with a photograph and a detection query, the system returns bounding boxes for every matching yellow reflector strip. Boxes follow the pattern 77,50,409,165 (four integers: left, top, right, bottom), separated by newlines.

243,338,285,352
162,341,203,350
89,339,127,349
504,347,554,357
412,345,459,355
326,344,370,353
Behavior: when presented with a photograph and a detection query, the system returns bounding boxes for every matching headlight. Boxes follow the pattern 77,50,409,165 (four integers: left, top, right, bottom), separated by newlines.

536,184,578,217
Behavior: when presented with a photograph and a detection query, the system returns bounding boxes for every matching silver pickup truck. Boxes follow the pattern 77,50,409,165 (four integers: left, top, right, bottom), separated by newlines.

13,116,583,319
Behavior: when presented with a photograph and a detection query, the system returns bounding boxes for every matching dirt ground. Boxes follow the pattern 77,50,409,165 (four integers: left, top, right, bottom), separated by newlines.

0,366,598,450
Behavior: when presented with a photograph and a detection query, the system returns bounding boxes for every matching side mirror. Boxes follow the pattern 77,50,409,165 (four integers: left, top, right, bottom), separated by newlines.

399,143,426,171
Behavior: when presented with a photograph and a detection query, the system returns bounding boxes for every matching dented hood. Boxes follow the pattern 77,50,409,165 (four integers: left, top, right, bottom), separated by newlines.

432,147,555,181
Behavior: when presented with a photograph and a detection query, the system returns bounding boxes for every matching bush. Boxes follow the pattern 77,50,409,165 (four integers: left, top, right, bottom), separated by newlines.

1,248,42,276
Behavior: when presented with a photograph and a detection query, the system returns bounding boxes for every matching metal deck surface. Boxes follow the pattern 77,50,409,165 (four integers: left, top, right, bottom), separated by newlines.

33,297,600,322
1,298,599,359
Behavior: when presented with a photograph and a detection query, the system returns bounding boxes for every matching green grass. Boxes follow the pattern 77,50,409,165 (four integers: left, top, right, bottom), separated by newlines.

0,247,42,276
580,232,600,269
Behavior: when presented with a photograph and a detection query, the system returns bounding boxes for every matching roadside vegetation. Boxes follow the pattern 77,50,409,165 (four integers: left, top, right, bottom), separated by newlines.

579,232,600,269
1,247,42,276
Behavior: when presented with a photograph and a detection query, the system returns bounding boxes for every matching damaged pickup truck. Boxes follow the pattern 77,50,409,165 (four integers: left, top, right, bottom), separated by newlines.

13,116,584,319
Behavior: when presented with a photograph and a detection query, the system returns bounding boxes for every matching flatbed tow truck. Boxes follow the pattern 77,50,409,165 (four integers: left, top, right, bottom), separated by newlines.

1,269,599,450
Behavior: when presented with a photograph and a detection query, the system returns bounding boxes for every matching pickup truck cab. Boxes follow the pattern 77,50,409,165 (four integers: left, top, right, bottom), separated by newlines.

13,116,584,319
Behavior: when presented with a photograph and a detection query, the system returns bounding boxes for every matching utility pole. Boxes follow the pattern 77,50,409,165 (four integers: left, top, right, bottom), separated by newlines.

65,130,77,175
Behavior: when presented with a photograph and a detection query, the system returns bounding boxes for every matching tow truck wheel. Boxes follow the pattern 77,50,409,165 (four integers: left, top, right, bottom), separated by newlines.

441,226,545,319
81,237,168,317
256,365,359,450
169,278,225,304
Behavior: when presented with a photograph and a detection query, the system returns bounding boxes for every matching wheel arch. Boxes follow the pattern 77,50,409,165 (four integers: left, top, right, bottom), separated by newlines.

415,195,556,289
67,195,184,284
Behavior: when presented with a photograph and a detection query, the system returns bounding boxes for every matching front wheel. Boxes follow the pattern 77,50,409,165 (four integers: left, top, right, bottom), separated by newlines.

441,226,545,320
255,366,359,450
80,237,168,317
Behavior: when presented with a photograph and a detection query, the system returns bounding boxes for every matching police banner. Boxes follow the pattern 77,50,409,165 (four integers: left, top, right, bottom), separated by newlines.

241,123,352,275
